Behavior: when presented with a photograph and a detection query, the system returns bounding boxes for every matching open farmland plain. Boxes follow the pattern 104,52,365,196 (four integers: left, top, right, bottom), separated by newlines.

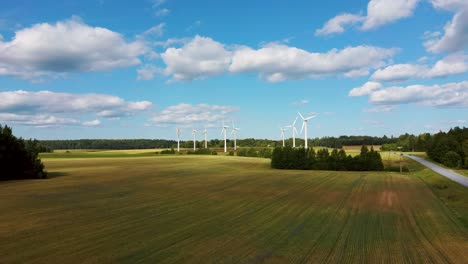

1,153,468,263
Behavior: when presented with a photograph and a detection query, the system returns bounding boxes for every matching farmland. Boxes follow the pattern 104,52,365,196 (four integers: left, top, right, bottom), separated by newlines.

1,153,468,263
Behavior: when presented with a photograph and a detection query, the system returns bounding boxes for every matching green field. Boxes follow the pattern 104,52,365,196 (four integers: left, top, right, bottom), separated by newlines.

1,153,468,263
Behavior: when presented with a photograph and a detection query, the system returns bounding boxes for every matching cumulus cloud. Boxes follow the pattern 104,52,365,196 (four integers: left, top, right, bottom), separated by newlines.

0,90,152,126
363,105,396,113
151,103,239,124
430,0,467,11
153,35,396,82
424,8,468,53
349,81,383,96
315,14,364,36
160,35,232,81
0,113,79,127
371,53,467,82
368,81,468,107
316,0,419,36
137,64,161,80
0,17,147,81
82,119,101,126
362,0,420,30
229,44,396,82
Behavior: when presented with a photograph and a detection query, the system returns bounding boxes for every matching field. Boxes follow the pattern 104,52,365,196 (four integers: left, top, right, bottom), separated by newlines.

1,152,468,263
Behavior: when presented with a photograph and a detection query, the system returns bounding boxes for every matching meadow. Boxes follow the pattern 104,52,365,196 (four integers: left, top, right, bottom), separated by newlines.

1,152,468,263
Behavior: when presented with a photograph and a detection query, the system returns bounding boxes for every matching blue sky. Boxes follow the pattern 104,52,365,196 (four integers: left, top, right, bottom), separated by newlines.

0,0,467,140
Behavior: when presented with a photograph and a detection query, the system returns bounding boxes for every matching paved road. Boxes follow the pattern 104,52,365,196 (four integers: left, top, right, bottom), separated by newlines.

403,154,468,187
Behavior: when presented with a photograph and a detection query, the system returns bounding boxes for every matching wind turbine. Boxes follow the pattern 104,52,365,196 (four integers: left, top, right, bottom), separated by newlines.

203,128,208,148
221,121,229,152
231,121,240,150
286,117,298,148
176,127,181,152
298,112,316,149
280,126,288,147
192,129,197,151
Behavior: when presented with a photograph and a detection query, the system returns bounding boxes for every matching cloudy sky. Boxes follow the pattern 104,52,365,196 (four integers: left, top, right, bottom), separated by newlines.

0,0,467,140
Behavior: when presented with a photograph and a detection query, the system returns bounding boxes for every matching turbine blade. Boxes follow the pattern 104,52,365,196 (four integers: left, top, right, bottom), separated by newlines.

292,117,298,126
300,121,305,134
297,111,305,120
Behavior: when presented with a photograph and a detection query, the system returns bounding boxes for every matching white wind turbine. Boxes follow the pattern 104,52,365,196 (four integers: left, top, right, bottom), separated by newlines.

176,127,181,152
192,129,197,151
203,128,208,148
221,121,229,153
286,117,298,148
280,126,288,147
231,121,240,150
298,112,316,149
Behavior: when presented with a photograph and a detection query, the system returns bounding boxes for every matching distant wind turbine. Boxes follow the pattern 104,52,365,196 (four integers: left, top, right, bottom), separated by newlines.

286,117,298,148
231,121,240,150
176,127,181,152
203,128,208,148
280,126,288,147
221,121,229,153
192,129,197,151
298,112,316,149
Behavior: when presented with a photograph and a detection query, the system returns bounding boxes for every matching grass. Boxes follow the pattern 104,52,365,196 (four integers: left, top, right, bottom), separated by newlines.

1,153,468,263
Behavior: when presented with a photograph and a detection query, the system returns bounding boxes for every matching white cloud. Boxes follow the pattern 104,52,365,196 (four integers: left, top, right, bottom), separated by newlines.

424,8,468,53
0,113,79,127
369,81,468,107
0,17,147,81
292,100,309,106
152,0,166,7
362,0,420,30
156,35,396,82
430,0,467,11
363,105,396,113
0,90,152,126
82,119,101,126
349,81,383,96
229,43,396,82
371,53,467,82
138,23,165,39
154,37,190,48
160,35,232,81
316,0,420,36
344,68,370,78
371,64,429,82
315,14,364,36
137,64,161,80
151,103,239,124
155,8,170,17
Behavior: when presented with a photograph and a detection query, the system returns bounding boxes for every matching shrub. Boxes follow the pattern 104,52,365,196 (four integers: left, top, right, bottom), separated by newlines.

271,146,384,171
443,151,462,168
187,148,214,155
0,125,47,180
160,148,176,154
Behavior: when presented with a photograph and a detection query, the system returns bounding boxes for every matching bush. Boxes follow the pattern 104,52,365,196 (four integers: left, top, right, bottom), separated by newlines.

443,151,462,168
0,125,47,180
228,151,235,156
271,146,384,171
160,148,176,154
187,148,215,155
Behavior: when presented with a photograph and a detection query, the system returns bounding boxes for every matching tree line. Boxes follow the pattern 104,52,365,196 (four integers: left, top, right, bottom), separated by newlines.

1,125,47,180
381,127,467,168
271,146,384,171
39,135,397,150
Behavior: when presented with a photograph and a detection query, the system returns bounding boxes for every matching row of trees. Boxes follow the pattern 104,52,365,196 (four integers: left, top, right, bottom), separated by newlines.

1,125,47,180
39,135,397,150
381,127,467,168
271,146,384,171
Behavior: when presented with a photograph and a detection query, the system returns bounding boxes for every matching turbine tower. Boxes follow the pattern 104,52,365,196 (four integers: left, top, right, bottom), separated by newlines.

280,127,288,147
203,128,208,148
176,127,181,152
221,122,229,152
286,117,298,148
298,112,316,149
231,121,240,150
192,129,197,151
